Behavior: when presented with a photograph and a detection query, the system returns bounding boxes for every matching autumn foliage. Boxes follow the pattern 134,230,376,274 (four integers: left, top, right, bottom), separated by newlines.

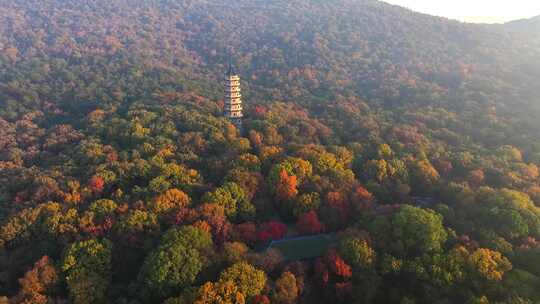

88,175,105,193
256,221,288,243
151,188,191,213
275,170,298,202
314,250,353,300
12,256,59,304
0,0,539,303
296,211,325,235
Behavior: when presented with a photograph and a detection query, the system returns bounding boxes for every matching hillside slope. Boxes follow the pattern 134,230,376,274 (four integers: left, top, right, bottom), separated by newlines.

2,0,539,109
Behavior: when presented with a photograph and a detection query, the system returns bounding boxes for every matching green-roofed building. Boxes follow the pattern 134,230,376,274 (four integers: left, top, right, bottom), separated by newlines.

267,234,336,261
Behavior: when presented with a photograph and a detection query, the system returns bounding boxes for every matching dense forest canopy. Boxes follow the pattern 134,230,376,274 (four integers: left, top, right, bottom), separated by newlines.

1,0,540,303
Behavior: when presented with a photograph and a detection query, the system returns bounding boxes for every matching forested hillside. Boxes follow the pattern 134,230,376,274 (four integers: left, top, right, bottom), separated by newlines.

1,0,540,303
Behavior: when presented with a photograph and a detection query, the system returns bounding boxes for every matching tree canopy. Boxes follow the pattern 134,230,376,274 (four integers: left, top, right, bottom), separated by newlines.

0,0,540,303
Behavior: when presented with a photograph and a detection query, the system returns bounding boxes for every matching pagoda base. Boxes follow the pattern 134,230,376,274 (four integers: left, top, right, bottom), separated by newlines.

229,118,243,134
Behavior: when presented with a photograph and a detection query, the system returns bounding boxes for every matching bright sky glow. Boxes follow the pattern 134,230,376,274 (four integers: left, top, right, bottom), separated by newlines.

382,0,540,23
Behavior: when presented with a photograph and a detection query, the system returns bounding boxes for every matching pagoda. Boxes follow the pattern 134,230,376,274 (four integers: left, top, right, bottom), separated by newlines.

223,64,243,131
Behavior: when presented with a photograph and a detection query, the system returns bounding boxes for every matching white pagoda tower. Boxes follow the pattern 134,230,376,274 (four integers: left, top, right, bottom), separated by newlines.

224,64,243,130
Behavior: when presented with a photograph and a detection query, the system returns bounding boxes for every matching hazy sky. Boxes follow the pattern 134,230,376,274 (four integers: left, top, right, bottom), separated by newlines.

382,0,540,23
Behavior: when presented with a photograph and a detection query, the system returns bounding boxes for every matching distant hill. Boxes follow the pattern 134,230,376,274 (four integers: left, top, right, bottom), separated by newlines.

505,15,540,33
1,0,539,111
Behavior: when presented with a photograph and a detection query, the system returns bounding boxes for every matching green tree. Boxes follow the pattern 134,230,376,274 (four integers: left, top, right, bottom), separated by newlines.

203,182,254,220
88,199,117,219
291,192,321,218
370,205,448,257
138,226,213,299
338,237,375,269
61,239,112,304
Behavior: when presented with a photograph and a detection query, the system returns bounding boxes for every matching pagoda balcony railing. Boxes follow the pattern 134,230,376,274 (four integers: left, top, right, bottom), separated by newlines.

226,93,242,98
225,112,244,118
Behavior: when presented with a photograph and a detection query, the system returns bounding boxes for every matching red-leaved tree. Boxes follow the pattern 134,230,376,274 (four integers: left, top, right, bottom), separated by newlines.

296,211,325,235
257,221,287,243
234,222,258,245
88,175,105,193
314,249,353,300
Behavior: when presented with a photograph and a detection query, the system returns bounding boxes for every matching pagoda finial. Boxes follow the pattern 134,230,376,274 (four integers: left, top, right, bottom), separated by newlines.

226,52,235,76
227,61,235,76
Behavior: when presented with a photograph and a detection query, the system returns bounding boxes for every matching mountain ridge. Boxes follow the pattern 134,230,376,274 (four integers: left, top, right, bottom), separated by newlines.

504,15,540,33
